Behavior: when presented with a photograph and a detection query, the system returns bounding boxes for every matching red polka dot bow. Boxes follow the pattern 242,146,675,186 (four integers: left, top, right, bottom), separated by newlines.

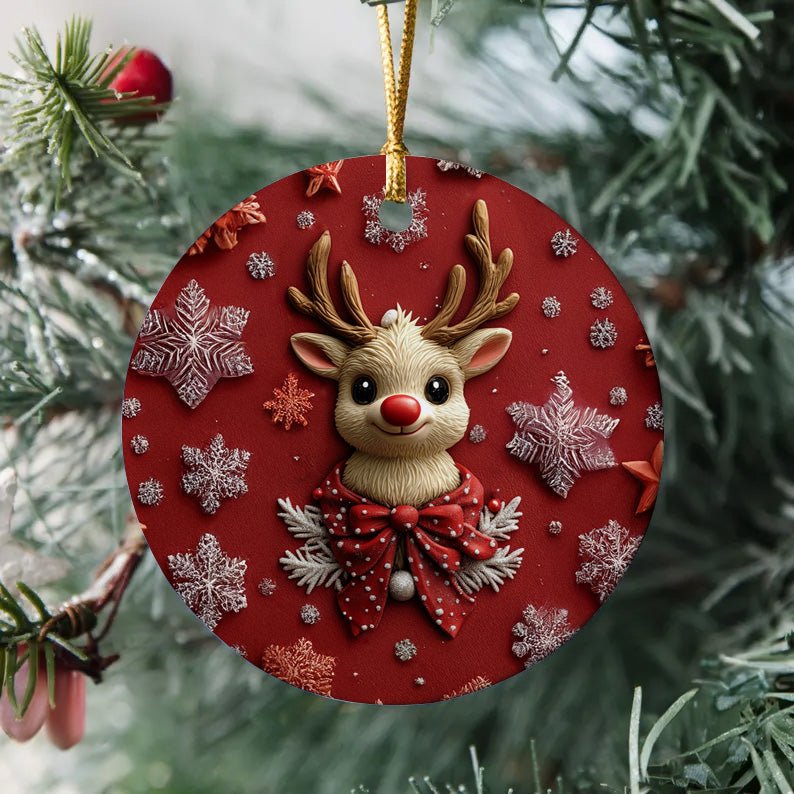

317,463,496,637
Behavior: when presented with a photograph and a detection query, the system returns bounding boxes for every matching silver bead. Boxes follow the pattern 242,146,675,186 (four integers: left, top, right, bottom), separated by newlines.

388,570,415,601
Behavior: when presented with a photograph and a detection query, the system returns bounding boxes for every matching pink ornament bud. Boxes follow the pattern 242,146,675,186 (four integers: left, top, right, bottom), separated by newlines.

45,666,86,750
0,648,49,742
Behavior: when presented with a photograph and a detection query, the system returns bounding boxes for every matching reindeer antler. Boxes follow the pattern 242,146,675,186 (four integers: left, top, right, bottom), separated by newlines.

287,231,378,345
421,200,519,346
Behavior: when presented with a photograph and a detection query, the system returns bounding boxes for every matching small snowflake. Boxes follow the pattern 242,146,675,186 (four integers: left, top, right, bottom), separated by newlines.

262,637,336,696
394,638,417,662
589,318,618,349
442,675,492,700
575,519,641,601
168,533,247,630
645,402,664,431
609,386,628,406
551,229,578,258
590,286,614,309
548,520,562,536
264,373,315,430
362,187,428,253
415,677,426,686
121,397,141,418
181,433,251,515
231,644,248,658
296,210,316,230
468,424,487,444
512,604,574,667
130,435,149,455
541,296,561,318
130,280,253,409
436,160,483,178
247,251,276,280
258,578,277,596
300,604,321,625
137,478,163,506
506,371,619,498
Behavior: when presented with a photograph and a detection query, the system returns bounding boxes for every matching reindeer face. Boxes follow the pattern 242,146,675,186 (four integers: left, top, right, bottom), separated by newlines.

291,310,512,459
287,199,519,463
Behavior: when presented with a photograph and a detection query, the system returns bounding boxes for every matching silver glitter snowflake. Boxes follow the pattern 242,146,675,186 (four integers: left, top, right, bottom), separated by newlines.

415,677,426,686
300,604,321,625
130,435,149,455
137,478,163,506
436,160,483,178
121,397,141,418
548,520,562,536
468,424,487,444
645,402,664,431
131,280,253,409
168,533,248,630
296,210,315,230
247,251,276,280
590,286,614,309
362,187,428,253
589,318,618,349
576,519,641,602
258,577,277,596
511,604,574,667
609,386,628,406
541,296,561,318
181,433,251,514
506,371,619,498
550,229,578,258
394,638,417,662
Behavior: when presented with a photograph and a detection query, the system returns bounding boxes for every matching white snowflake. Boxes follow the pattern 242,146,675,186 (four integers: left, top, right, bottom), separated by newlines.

589,318,618,349
362,187,428,253
436,160,483,178
506,371,619,498
548,520,562,536
468,424,487,444
550,229,578,258
511,604,574,667
645,402,664,431
394,638,417,662
258,577,277,596
181,433,251,515
414,677,426,686
121,397,141,418
296,210,315,230
247,251,276,280
168,533,248,630
131,279,253,409
575,519,641,602
590,286,614,309
130,434,149,455
300,604,321,625
609,386,628,406
137,478,164,506
541,296,561,318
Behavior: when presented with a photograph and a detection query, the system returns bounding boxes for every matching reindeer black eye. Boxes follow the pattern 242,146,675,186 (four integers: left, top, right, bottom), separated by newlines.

425,376,450,405
351,376,377,405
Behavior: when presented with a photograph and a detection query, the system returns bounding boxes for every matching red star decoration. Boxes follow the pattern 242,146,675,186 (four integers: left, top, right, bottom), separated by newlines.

304,160,344,197
635,338,656,368
188,195,266,255
263,373,315,430
622,440,663,514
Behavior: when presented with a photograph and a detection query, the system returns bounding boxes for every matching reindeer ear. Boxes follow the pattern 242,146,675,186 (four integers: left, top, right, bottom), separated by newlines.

290,333,350,380
452,328,512,379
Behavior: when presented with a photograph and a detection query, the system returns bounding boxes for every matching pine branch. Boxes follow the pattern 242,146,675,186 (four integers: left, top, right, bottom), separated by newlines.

0,18,165,190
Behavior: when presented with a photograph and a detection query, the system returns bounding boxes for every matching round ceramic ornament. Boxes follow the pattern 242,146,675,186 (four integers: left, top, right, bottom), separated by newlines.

122,154,664,704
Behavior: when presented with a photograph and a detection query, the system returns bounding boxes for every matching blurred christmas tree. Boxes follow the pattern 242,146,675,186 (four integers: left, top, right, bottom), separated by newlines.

1,2,793,791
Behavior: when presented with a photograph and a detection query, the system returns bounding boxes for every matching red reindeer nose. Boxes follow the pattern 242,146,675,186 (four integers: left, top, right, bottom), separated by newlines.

380,395,421,427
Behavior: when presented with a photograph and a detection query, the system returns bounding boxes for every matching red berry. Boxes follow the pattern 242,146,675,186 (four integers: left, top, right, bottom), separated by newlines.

487,498,501,513
312,487,324,500
107,49,173,122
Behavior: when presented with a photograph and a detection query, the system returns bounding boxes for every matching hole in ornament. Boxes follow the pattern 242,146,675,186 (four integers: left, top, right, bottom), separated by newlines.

378,200,414,232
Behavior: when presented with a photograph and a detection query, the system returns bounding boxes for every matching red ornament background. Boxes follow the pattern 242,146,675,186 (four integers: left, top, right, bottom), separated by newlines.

123,155,662,704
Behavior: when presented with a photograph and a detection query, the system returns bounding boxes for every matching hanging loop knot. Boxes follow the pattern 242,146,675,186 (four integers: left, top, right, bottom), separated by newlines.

376,0,418,203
